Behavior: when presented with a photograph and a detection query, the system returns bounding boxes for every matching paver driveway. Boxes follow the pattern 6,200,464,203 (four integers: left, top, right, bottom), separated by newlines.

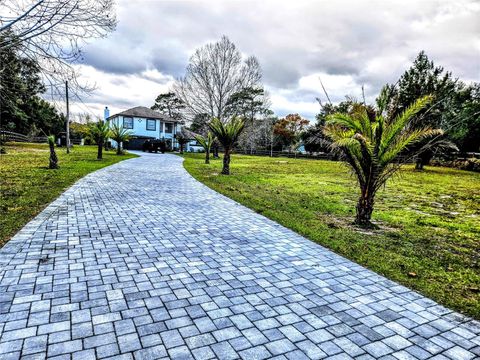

0,152,479,360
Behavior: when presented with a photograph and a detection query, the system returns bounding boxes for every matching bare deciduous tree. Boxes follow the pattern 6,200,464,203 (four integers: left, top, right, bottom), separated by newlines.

174,35,262,122
0,0,116,96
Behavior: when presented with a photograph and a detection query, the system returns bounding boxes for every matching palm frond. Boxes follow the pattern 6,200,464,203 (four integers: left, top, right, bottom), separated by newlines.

89,120,110,142
381,128,443,165
325,113,362,133
194,131,215,151
380,95,433,155
110,123,133,142
208,117,245,149
323,124,355,142
47,135,55,146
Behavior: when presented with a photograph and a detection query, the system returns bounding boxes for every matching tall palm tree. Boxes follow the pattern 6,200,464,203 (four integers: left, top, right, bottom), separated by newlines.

209,117,245,174
194,131,215,164
110,123,132,155
47,135,59,169
323,95,442,227
89,120,110,160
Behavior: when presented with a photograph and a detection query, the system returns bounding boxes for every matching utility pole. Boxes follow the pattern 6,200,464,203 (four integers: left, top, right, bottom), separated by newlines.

65,80,70,154
270,123,274,157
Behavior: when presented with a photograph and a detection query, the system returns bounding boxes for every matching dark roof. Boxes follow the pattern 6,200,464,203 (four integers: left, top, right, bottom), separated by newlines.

108,106,181,122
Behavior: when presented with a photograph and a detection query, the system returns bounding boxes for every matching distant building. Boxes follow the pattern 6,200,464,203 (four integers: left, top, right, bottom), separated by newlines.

107,106,184,150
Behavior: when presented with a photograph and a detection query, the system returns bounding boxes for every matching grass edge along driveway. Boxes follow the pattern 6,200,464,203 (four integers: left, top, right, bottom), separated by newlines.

182,153,480,320
0,142,138,247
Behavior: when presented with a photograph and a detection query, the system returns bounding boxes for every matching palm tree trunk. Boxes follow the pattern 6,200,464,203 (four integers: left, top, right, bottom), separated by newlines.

415,150,432,170
205,149,210,164
116,141,122,155
355,188,375,227
213,143,219,158
49,142,59,169
97,140,103,160
222,148,231,175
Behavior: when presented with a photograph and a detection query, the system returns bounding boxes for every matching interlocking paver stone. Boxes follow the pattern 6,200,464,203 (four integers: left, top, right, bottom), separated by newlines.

0,152,479,359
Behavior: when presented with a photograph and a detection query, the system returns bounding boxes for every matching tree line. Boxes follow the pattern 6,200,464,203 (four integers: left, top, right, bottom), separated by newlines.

304,52,480,169
152,38,479,163
150,37,479,228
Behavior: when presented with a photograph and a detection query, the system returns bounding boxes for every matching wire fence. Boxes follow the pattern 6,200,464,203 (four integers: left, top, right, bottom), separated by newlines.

0,130,83,145
233,148,480,162
234,148,335,160
0,130,47,143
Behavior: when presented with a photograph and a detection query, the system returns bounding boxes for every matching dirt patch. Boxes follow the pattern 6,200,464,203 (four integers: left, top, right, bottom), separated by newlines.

315,212,400,235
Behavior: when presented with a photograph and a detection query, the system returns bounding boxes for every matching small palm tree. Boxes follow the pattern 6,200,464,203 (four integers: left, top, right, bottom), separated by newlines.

89,120,110,160
47,135,59,169
194,131,215,164
209,117,245,175
323,95,442,227
110,123,132,155
176,128,190,154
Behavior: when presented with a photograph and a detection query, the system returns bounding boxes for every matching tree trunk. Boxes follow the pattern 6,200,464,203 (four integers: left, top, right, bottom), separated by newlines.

415,150,432,170
355,188,375,227
415,160,424,170
49,143,59,169
222,148,231,175
116,141,122,155
213,143,219,158
205,149,210,164
97,140,103,160
180,144,184,154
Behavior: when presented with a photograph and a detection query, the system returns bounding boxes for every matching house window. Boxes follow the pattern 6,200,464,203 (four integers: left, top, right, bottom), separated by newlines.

165,122,173,133
123,117,133,129
146,119,156,131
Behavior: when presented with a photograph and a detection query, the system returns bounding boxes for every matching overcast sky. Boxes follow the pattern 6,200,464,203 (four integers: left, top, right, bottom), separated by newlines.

72,0,480,121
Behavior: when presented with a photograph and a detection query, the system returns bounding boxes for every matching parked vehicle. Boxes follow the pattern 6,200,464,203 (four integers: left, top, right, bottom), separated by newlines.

142,139,168,153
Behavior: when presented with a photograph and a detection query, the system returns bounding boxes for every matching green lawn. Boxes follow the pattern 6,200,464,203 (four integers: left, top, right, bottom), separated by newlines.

183,153,480,319
0,142,137,247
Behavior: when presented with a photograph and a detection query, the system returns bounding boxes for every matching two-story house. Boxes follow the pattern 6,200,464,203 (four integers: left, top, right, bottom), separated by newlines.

106,106,183,150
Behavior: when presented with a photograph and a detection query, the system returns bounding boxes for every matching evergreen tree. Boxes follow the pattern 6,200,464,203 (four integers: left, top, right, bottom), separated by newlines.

190,113,211,135
0,31,63,135
151,92,185,120
377,51,461,168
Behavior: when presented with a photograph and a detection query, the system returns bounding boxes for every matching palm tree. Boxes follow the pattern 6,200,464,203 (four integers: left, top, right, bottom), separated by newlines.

323,95,442,227
194,131,215,164
209,117,245,175
176,128,190,154
47,135,59,169
110,123,132,155
89,120,110,160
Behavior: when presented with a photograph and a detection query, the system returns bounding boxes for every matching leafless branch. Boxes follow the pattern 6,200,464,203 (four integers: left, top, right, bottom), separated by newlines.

0,0,116,98
174,36,262,122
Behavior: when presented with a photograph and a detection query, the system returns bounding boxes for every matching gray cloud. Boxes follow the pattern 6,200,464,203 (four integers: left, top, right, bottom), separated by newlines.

77,0,480,120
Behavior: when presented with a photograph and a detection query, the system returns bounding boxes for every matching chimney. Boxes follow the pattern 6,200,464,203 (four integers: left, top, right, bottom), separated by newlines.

104,106,110,121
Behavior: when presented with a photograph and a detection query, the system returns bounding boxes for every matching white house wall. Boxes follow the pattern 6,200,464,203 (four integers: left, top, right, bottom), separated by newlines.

109,115,181,148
